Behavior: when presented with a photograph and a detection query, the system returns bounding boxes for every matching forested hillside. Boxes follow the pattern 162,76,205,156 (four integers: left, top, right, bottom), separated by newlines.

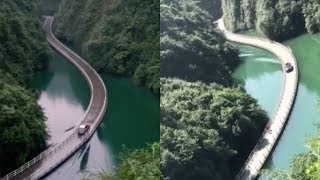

0,0,48,176
161,0,238,86
54,0,159,93
39,0,62,15
160,0,268,179
221,0,320,41
160,79,267,179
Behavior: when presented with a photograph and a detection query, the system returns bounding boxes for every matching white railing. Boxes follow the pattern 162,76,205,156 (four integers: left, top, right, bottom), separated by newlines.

235,41,298,180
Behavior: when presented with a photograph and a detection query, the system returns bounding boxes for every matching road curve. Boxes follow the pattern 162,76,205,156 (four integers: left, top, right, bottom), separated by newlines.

0,16,107,180
216,19,299,180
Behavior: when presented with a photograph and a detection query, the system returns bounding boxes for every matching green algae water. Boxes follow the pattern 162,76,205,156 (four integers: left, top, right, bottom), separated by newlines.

232,44,283,117
31,50,159,179
233,33,320,179
262,33,320,172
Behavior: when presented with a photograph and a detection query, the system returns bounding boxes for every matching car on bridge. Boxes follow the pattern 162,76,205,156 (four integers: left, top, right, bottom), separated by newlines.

285,62,294,73
78,124,90,136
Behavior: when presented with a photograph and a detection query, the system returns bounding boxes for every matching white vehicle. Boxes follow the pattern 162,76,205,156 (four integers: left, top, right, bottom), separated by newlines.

78,124,90,135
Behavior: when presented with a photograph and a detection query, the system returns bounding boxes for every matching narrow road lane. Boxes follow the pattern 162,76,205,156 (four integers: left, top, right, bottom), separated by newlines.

216,19,299,180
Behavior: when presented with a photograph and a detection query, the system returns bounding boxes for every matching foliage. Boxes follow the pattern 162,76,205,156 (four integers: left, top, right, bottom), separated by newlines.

221,0,256,32
263,136,320,180
160,0,239,86
84,143,160,180
54,0,159,94
0,0,49,86
199,0,222,21
302,0,320,33
39,0,63,15
222,0,308,41
0,0,48,175
0,83,46,175
160,78,268,180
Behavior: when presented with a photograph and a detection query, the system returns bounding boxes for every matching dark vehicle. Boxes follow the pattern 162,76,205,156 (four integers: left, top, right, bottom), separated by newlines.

78,124,90,135
285,62,294,73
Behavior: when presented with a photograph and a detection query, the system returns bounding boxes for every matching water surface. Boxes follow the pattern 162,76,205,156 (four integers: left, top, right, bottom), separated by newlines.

234,33,320,179
31,50,159,179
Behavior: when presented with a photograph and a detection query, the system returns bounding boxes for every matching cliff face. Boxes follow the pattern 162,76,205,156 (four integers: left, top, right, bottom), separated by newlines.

221,0,308,41
54,0,159,94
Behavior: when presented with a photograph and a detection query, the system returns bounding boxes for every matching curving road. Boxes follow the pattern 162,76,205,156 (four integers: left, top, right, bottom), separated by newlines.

0,16,107,180
216,19,299,180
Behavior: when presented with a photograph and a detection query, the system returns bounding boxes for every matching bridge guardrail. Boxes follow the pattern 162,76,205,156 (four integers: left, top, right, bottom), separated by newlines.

235,41,298,179
0,132,77,180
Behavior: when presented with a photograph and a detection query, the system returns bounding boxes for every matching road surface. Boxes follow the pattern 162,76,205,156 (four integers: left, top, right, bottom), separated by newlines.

216,19,299,180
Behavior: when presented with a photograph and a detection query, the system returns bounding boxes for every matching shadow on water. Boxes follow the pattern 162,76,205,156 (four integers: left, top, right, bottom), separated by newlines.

80,145,90,171
31,50,90,109
96,125,104,142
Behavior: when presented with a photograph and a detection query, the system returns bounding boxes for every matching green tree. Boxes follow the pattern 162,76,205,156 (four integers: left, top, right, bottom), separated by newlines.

160,0,239,86
0,0,48,175
54,0,159,94
0,83,46,175
263,136,320,180
84,143,160,180
222,0,306,41
160,78,268,180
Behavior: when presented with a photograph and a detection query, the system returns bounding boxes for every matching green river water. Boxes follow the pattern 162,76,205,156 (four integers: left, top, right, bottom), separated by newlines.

31,50,159,180
234,33,320,178
30,32,320,179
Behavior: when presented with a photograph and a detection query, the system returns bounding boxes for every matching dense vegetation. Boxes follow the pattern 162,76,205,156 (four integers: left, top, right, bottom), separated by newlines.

39,0,62,15
160,0,239,86
54,0,159,93
160,0,269,179
85,143,160,180
0,0,49,86
0,83,46,175
160,79,268,179
0,0,48,176
263,135,320,180
222,0,320,41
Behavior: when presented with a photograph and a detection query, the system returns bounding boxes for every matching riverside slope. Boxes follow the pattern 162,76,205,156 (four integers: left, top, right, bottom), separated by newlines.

0,16,107,180
216,19,298,180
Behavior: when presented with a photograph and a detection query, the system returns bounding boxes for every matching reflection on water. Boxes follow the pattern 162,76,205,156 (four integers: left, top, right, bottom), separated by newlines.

233,44,283,116
31,51,90,145
32,49,159,179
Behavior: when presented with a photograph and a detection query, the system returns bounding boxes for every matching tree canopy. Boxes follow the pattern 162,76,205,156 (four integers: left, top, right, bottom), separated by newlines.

0,0,49,86
54,0,159,94
160,78,268,180
221,0,320,41
263,135,320,180
85,143,160,180
0,83,46,175
0,0,48,175
160,0,239,86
